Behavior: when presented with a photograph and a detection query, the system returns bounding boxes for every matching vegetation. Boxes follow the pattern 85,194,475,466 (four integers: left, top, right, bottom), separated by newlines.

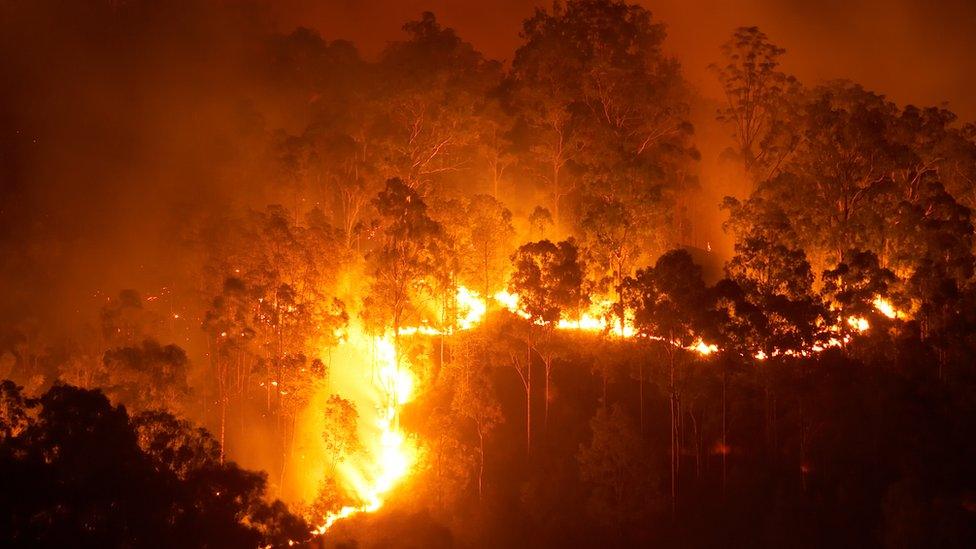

2,1,976,547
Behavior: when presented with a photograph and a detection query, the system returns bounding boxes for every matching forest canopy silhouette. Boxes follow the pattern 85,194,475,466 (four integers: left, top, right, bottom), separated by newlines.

1,1,976,547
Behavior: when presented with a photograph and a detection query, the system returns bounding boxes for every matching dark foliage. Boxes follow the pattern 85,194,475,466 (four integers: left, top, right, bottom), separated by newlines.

0,382,307,548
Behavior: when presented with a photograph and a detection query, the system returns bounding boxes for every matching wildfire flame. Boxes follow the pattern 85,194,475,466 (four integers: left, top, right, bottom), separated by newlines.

493,289,529,319
455,286,488,330
311,332,417,535
873,296,903,319
556,298,636,338
848,316,870,332
310,286,906,538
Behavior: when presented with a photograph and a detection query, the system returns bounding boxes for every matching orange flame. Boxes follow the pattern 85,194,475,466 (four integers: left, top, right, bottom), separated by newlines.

312,285,892,536
872,296,903,319
312,331,417,535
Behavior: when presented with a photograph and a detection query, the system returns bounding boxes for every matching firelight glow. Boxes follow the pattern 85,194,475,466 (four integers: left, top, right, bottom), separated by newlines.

311,329,418,535
312,285,903,537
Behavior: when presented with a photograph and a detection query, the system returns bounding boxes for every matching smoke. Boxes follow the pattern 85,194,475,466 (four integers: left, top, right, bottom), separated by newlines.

4,0,972,331
264,0,976,263
271,0,976,120
0,1,275,330
1,0,972,507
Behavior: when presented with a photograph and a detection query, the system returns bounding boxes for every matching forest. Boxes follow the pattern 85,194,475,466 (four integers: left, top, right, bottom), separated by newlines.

1,1,976,547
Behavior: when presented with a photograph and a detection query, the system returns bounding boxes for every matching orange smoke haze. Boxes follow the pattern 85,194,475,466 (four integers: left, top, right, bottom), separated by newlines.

273,0,976,120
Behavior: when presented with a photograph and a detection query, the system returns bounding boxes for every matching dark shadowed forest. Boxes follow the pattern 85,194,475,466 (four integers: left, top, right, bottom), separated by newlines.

2,1,976,547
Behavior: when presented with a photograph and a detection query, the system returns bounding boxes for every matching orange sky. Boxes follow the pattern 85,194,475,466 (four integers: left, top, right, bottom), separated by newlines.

270,0,976,121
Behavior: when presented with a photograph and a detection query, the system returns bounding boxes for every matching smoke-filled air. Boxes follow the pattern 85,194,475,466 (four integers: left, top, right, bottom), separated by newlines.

2,1,976,547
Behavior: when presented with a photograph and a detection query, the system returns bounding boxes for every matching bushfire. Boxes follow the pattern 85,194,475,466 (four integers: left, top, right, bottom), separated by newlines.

5,2,972,547
309,286,906,536
312,333,416,534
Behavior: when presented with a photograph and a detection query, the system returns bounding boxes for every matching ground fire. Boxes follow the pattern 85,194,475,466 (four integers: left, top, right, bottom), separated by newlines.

1,1,975,548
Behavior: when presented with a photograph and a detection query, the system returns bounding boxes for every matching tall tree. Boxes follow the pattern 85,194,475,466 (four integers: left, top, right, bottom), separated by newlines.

375,12,501,192
463,195,516,311
101,339,190,415
757,83,906,271
201,206,347,484
366,178,448,410
712,26,800,182
321,395,361,474
623,249,707,515
511,0,694,234
578,196,641,333
508,239,585,452
449,334,503,500
202,277,255,460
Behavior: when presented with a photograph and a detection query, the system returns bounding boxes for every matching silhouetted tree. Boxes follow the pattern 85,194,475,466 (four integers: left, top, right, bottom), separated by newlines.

712,26,799,182
102,339,190,414
511,0,694,234
624,249,707,514
376,12,501,191
509,239,584,452
322,394,360,473
449,334,503,500
0,383,307,547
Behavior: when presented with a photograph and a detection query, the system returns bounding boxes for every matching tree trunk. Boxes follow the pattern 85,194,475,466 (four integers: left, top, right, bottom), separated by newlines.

668,344,678,518
240,350,247,441
552,158,560,233
526,337,532,455
799,400,807,493
394,311,402,428
690,406,702,480
216,349,226,464
483,247,491,326
639,361,645,435
544,356,553,432
602,368,608,408
764,364,771,455
670,389,677,518
219,394,226,464
477,424,486,501
722,359,728,496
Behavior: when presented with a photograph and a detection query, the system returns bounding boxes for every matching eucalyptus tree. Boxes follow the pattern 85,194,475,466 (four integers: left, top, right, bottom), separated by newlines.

623,249,708,515
510,0,696,236
375,12,502,193
712,26,800,183
365,178,448,405
508,239,584,452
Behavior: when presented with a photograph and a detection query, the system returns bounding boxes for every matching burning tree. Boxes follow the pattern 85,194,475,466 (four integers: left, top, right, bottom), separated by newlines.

723,196,828,356
579,196,641,334
433,194,516,319
821,249,899,340
198,205,348,484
